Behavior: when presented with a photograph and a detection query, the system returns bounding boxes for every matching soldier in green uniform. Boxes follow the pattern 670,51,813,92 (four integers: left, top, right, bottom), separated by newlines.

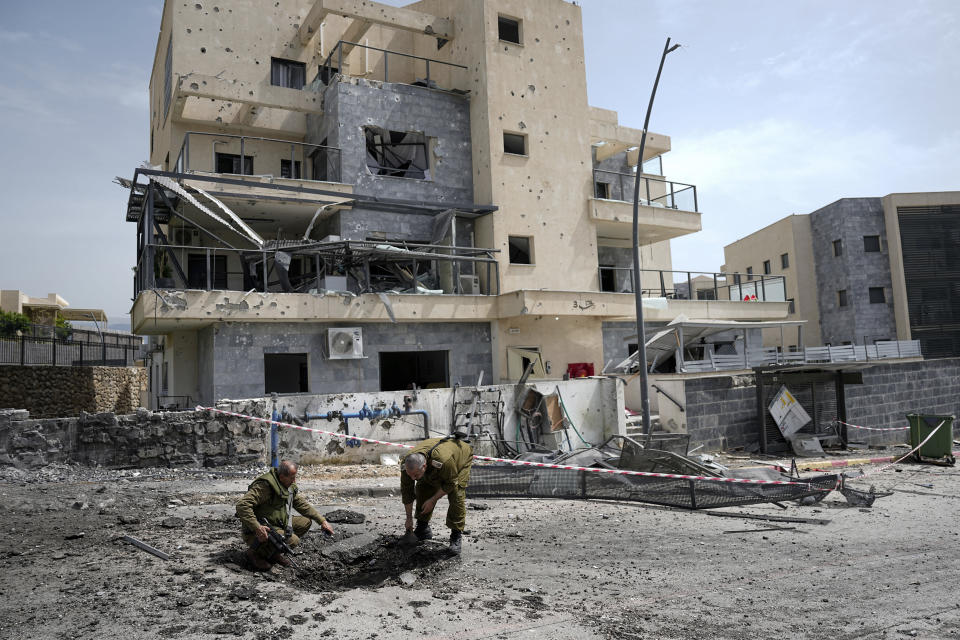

400,436,473,555
236,460,334,570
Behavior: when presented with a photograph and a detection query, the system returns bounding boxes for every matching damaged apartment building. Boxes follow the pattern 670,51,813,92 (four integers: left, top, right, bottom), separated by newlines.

126,0,788,409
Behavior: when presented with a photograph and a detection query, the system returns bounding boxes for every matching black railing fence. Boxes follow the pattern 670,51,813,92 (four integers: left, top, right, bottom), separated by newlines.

0,335,139,367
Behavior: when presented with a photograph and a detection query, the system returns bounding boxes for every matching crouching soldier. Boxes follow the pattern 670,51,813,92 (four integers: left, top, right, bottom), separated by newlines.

400,436,473,555
236,460,333,570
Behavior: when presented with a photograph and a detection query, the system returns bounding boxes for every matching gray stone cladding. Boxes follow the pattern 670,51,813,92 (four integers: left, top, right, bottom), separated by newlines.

683,358,960,451
307,77,474,242
207,321,492,404
810,198,896,345
0,366,146,419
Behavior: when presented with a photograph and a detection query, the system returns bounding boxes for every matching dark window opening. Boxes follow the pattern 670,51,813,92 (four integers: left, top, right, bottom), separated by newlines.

869,287,886,304
364,126,428,179
215,152,253,175
379,350,448,391
697,288,717,300
509,236,532,264
599,264,615,292
781,253,789,268
746,266,754,280
733,273,742,286
503,132,526,156
264,353,309,394
595,182,610,199
833,239,843,256
838,289,848,307
864,235,881,252
498,16,521,44
310,138,331,181
787,298,795,314
187,254,228,289
280,159,302,179
763,260,771,275
270,57,306,89
318,63,339,85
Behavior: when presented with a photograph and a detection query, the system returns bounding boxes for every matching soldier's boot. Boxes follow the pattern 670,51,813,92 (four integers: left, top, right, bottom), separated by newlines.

448,530,462,555
414,520,433,542
274,554,292,568
245,549,272,571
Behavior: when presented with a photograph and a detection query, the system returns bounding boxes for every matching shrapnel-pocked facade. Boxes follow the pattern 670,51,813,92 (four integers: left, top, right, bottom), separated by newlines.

127,0,787,408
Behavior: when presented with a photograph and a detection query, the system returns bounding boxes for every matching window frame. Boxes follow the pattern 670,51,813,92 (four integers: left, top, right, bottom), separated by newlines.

746,266,754,281
837,289,848,307
270,57,306,90
498,15,522,45
833,238,843,257
508,235,534,265
503,131,527,156
863,235,881,252
869,287,886,304
781,253,789,269
762,259,771,275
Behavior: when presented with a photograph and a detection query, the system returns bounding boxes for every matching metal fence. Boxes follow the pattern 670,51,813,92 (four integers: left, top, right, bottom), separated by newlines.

21,324,141,348
319,40,469,91
593,169,698,212
598,268,786,301
0,336,139,367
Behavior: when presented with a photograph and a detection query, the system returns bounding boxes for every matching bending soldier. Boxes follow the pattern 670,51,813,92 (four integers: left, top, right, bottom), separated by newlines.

400,436,473,555
236,460,334,570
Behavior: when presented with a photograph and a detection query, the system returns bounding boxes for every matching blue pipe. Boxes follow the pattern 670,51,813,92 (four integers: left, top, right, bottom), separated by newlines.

304,401,431,447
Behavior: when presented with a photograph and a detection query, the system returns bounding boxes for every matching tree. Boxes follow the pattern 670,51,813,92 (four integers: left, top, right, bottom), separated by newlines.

0,310,31,338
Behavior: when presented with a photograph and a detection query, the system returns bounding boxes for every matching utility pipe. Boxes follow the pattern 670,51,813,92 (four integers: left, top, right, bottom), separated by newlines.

304,401,431,443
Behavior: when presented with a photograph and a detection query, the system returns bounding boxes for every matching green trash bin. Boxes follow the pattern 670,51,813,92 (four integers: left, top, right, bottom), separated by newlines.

906,414,956,465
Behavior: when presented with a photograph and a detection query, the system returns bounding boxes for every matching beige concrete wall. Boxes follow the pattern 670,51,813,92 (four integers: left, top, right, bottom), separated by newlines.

495,315,604,381
723,214,820,347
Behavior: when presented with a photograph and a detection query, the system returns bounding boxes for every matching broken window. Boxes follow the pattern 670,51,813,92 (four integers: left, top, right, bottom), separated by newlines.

264,353,309,393
599,264,616,292
498,15,522,44
503,132,526,156
507,347,545,379
364,127,428,179
863,235,881,252
270,57,306,90
594,181,610,199
215,152,254,175
869,286,886,304
187,254,228,289
509,236,533,265
379,350,449,391
280,159,302,179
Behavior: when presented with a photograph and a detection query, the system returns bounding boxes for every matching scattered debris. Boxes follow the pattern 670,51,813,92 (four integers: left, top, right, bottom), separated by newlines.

121,535,171,560
704,511,830,525
161,516,186,528
64,532,85,540
398,571,417,586
323,509,366,524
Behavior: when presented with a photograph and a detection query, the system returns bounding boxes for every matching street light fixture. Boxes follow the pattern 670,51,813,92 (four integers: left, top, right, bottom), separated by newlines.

631,37,680,445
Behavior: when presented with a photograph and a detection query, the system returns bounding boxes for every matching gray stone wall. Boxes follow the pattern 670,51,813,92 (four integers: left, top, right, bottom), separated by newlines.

306,77,475,242
811,198,896,345
0,366,147,419
683,358,960,451
0,405,267,469
207,321,492,404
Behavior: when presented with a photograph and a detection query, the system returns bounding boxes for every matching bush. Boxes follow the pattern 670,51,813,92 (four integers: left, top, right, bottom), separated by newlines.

55,313,73,341
0,310,31,338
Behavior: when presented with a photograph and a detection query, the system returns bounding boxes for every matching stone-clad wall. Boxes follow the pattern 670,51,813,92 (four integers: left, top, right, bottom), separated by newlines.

0,404,269,469
683,358,960,451
0,366,147,419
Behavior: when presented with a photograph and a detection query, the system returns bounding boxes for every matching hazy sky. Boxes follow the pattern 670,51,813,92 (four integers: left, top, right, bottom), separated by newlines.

0,1,957,323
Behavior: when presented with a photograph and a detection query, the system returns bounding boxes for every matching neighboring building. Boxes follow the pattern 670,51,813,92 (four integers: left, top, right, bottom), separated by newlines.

724,191,960,358
126,0,788,408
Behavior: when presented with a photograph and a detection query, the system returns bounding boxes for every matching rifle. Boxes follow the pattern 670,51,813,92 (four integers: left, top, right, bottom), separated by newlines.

256,517,299,568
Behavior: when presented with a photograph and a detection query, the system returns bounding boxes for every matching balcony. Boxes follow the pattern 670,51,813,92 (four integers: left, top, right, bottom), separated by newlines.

590,171,701,243
598,268,786,302
318,40,469,93
175,132,343,184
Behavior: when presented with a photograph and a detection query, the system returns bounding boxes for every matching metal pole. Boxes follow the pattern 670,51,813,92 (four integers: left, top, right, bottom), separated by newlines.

633,37,680,446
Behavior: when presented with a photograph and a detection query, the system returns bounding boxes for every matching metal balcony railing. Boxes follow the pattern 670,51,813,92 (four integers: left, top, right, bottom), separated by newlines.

0,335,139,367
175,132,342,183
318,40,469,91
592,169,698,212
597,268,786,302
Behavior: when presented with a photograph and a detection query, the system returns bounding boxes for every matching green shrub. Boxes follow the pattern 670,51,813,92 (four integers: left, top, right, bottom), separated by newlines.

55,313,73,340
0,310,30,338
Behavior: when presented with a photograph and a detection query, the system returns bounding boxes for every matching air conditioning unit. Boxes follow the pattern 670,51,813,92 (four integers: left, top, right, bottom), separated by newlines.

459,274,480,295
327,327,363,359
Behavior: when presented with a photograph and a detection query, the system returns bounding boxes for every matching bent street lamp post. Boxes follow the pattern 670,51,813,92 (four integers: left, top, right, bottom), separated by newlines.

632,37,680,446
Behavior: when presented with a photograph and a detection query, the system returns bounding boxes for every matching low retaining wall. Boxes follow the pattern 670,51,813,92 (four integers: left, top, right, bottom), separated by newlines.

0,403,268,469
682,358,960,452
0,365,147,418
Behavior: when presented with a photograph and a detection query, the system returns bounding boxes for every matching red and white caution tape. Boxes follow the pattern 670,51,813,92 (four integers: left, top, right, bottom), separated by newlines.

836,420,909,432
200,406,825,489
856,419,948,479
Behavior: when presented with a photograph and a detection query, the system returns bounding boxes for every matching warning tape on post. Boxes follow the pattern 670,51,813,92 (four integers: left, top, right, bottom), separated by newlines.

201,406,826,489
